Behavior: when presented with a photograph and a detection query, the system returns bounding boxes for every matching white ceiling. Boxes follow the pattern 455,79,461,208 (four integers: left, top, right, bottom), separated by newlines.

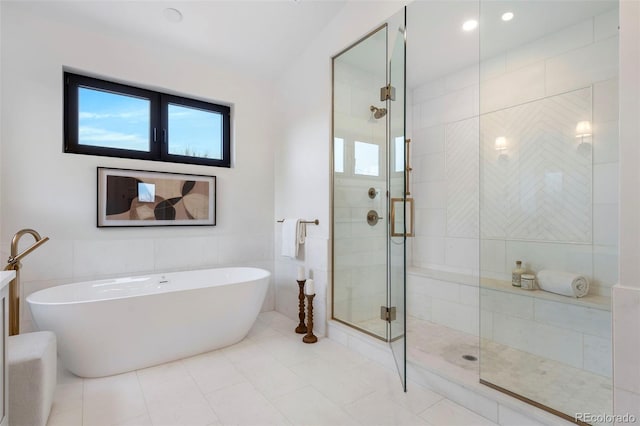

408,0,618,88
12,0,619,87
17,0,348,81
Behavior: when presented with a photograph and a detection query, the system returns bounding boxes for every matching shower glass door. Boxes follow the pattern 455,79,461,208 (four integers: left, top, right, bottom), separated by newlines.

387,7,407,390
332,8,407,389
332,25,389,340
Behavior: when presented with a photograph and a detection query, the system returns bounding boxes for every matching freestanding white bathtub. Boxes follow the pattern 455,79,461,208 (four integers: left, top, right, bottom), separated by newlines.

26,267,270,378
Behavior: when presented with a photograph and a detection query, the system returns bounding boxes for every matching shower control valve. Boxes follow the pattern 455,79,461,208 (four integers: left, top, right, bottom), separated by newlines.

366,210,382,226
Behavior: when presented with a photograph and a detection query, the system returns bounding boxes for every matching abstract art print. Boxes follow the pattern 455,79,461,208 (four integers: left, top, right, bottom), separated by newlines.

97,167,216,227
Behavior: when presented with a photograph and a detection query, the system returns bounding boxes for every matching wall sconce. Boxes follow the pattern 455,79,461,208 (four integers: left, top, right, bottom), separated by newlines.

575,120,592,156
494,136,508,151
575,121,592,138
495,136,509,163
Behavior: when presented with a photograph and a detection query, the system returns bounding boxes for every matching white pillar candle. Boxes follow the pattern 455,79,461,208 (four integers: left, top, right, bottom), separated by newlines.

297,266,305,281
304,278,315,295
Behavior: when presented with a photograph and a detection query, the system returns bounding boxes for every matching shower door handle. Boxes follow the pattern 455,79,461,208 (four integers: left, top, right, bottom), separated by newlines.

367,210,383,226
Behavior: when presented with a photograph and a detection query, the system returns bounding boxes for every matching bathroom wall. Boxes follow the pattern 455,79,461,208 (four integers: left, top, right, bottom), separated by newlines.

409,8,619,297
273,1,407,336
0,3,277,331
614,0,640,421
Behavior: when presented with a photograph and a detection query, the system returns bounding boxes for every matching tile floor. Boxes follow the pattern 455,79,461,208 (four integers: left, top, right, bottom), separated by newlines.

46,311,499,426
356,315,612,424
405,316,612,421
480,340,612,421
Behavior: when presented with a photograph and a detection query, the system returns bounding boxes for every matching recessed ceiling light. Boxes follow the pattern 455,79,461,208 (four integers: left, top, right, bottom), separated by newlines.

462,19,478,32
163,8,183,23
501,12,514,21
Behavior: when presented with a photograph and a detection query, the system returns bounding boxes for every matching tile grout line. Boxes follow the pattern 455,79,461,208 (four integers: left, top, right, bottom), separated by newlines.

80,378,85,426
134,369,154,425
178,358,222,425
237,325,309,425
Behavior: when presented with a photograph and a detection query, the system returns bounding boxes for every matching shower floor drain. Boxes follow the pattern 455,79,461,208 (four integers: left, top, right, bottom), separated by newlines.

462,354,478,361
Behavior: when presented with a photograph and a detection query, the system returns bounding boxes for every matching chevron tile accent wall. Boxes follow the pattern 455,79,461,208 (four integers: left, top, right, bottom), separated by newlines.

480,87,593,243
446,118,480,238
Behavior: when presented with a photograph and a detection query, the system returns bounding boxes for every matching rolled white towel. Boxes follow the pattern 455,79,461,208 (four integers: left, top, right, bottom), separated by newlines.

537,270,589,298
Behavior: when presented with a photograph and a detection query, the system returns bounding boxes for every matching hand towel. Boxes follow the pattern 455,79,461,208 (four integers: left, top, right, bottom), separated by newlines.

536,270,590,298
281,218,305,258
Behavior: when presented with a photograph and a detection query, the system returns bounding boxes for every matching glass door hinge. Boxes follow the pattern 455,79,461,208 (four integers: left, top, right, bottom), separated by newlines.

380,84,396,101
380,306,397,322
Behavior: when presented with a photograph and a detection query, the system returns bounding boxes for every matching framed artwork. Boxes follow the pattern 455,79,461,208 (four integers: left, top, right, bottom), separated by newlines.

97,167,216,227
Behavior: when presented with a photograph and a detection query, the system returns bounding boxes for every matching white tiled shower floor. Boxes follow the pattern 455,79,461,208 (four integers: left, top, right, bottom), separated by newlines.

46,311,498,426
405,317,612,421
354,315,611,424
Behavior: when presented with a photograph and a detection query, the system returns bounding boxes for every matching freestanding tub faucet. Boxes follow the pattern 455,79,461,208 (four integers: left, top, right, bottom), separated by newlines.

4,228,49,335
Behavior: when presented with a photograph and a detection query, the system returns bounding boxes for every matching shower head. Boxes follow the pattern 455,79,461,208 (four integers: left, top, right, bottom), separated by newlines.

370,105,387,119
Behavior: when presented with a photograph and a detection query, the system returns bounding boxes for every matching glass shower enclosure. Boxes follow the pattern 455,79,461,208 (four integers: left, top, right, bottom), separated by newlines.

332,0,617,422
331,8,407,389
478,0,617,421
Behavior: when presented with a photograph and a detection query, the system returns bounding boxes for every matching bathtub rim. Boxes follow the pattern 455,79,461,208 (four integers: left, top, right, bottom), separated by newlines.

26,266,271,306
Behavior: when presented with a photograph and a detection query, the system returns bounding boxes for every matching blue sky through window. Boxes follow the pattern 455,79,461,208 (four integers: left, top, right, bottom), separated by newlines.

78,88,223,159
78,87,150,151
168,104,222,159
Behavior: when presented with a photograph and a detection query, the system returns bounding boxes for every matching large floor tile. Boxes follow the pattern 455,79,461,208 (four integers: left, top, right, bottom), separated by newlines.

420,399,499,426
114,414,153,426
50,381,84,414
257,334,323,368
205,381,290,425
182,350,246,394
140,370,218,424
271,386,361,426
136,360,190,390
82,372,148,426
344,391,430,426
387,381,445,416
146,397,218,426
308,337,370,369
234,352,308,400
289,357,376,405
46,311,539,426
46,406,82,426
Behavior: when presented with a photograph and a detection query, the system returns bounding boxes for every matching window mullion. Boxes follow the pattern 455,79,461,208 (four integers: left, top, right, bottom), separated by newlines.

155,94,167,161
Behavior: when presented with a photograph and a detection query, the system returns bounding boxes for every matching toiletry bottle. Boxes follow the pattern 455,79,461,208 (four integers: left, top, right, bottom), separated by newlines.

512,260,525,287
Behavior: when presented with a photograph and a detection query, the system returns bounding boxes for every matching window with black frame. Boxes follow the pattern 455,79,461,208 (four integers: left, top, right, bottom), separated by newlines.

64,72,231,167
